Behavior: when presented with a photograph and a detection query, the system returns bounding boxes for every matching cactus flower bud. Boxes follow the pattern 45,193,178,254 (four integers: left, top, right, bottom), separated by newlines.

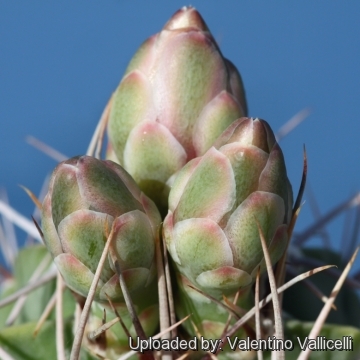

165,117,292,297
163,118,292,340
41,156,161,303
107,6,247,212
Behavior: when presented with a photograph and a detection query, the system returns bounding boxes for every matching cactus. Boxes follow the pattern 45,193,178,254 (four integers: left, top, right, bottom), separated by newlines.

0,5,359,360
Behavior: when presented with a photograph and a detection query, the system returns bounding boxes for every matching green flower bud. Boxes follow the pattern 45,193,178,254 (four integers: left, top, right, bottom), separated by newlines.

41,156,161,303
165,118,292,298
107,6,247,213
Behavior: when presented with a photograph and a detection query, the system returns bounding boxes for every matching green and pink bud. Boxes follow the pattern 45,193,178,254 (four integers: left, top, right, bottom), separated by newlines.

107,6,247,212
41,156,161,304
163,117,292,338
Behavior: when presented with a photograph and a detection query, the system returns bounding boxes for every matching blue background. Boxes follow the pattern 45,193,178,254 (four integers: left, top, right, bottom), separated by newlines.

1,2,359,270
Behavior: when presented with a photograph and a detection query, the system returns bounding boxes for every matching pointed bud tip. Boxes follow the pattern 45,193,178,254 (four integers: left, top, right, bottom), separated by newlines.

164,6,209,32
